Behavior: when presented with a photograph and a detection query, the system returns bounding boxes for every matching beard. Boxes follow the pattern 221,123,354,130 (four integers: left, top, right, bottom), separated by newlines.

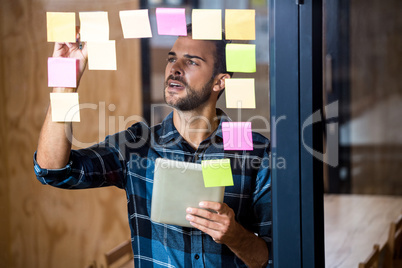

164,75,215,111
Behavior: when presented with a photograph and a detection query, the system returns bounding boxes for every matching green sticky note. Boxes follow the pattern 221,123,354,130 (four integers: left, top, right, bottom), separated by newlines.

201,159,234,188
226,44,256,73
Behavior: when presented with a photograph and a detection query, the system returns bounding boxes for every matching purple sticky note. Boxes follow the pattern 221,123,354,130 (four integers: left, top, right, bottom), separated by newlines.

155,8,187,36
222,122,253,151
48,57,78,88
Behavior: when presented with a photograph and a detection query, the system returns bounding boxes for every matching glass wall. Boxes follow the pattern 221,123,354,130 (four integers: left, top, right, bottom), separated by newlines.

324,1,402,266
146,0,270,139
324,0,402,196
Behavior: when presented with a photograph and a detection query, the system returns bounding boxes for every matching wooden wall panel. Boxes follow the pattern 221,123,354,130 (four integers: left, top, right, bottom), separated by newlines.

0,1,11,265
1,0,142,267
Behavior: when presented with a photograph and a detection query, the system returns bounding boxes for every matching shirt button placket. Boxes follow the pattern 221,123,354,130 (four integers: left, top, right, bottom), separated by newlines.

191,231,204,267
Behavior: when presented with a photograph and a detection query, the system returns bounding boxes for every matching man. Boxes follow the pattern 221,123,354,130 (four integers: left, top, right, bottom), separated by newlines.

34,25,271,267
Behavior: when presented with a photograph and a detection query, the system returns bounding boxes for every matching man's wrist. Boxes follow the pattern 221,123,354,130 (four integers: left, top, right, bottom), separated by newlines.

52,87,77,93
226,223,269,268
226,222,250,249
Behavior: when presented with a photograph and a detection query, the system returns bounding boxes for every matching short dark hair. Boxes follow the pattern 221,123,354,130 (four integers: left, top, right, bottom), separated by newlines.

186,24,233,98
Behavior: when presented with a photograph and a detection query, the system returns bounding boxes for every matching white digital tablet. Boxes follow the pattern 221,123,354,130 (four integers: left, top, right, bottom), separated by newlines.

151,158,225,228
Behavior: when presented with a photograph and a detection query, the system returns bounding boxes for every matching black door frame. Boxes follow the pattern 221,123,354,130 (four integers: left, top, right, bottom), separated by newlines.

270,0,325,266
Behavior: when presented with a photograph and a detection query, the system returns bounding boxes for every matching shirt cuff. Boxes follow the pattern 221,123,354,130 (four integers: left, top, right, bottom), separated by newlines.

33,151,73,184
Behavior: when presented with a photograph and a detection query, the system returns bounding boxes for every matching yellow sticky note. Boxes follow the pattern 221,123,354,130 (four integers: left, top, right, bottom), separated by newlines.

119,9,152,38
225,9,255,40
79,12,109,41
50,93,80,122
225,78,256,109
87,41,117,70
201,159,234,188
47,12,76,42
192,9,222,40
226,44,256,73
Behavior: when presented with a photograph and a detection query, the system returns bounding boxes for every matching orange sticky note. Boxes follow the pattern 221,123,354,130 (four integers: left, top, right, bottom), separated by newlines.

87,41,117,70
225,9,255,40
47,12,76,42
79,12,110,41
119,9,152,38
192,9,222,40
225,78,256,109
50,93,80,122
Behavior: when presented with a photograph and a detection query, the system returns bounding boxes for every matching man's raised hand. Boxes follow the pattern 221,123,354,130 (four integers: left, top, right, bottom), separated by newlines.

52,27,88,88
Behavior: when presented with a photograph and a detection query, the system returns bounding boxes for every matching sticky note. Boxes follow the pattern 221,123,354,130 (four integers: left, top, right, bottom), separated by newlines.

225,9,255,40
192,9,222,40
119,9,152,38
226,44,256,73
201,159,234,187
79,12,110,41
87,41,117,70
155,8,187,36
225,78,256,109
50,93,80,122
222,122,253,150
48,58,78,88
47,12,76,42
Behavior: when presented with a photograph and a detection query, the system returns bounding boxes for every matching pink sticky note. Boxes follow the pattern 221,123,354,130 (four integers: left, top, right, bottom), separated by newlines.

222,122,253,151
48,58,78,88
155,8,187,36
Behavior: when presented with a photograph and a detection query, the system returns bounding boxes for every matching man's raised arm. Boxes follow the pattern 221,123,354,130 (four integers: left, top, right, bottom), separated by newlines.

36,38,88,169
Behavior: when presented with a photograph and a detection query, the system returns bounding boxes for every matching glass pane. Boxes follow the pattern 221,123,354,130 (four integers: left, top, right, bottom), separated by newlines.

324,0,402,196
324,0,402,267
147,0,270,139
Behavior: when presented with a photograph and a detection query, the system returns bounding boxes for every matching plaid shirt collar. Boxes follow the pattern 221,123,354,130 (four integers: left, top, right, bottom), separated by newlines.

157,108,231,145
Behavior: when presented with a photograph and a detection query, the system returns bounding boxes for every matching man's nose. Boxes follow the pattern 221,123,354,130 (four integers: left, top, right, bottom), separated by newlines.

170,61,183,76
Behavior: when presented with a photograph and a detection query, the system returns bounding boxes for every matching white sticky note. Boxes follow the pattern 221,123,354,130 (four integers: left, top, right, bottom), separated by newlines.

119,9,152,38
192,9,222,40
225,78,256,109
87,41,117,70
50,93,80,122
79,12,110,41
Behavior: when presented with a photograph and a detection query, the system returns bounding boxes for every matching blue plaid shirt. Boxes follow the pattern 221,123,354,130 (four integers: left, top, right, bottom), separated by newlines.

34,109,272,267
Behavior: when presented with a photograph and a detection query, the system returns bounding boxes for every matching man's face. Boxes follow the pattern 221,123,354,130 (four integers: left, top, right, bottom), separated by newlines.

164,36,217,111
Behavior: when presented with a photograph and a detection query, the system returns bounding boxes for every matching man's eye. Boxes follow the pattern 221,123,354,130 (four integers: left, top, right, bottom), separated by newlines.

188,60,198,66
167,58,176,63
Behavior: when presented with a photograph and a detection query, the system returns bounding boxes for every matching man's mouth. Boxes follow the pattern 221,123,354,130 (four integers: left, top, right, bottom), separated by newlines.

169,82,183,88
167,79,186,91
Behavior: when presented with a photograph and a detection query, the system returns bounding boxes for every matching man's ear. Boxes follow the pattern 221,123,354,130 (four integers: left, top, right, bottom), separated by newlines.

213,73,231,93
